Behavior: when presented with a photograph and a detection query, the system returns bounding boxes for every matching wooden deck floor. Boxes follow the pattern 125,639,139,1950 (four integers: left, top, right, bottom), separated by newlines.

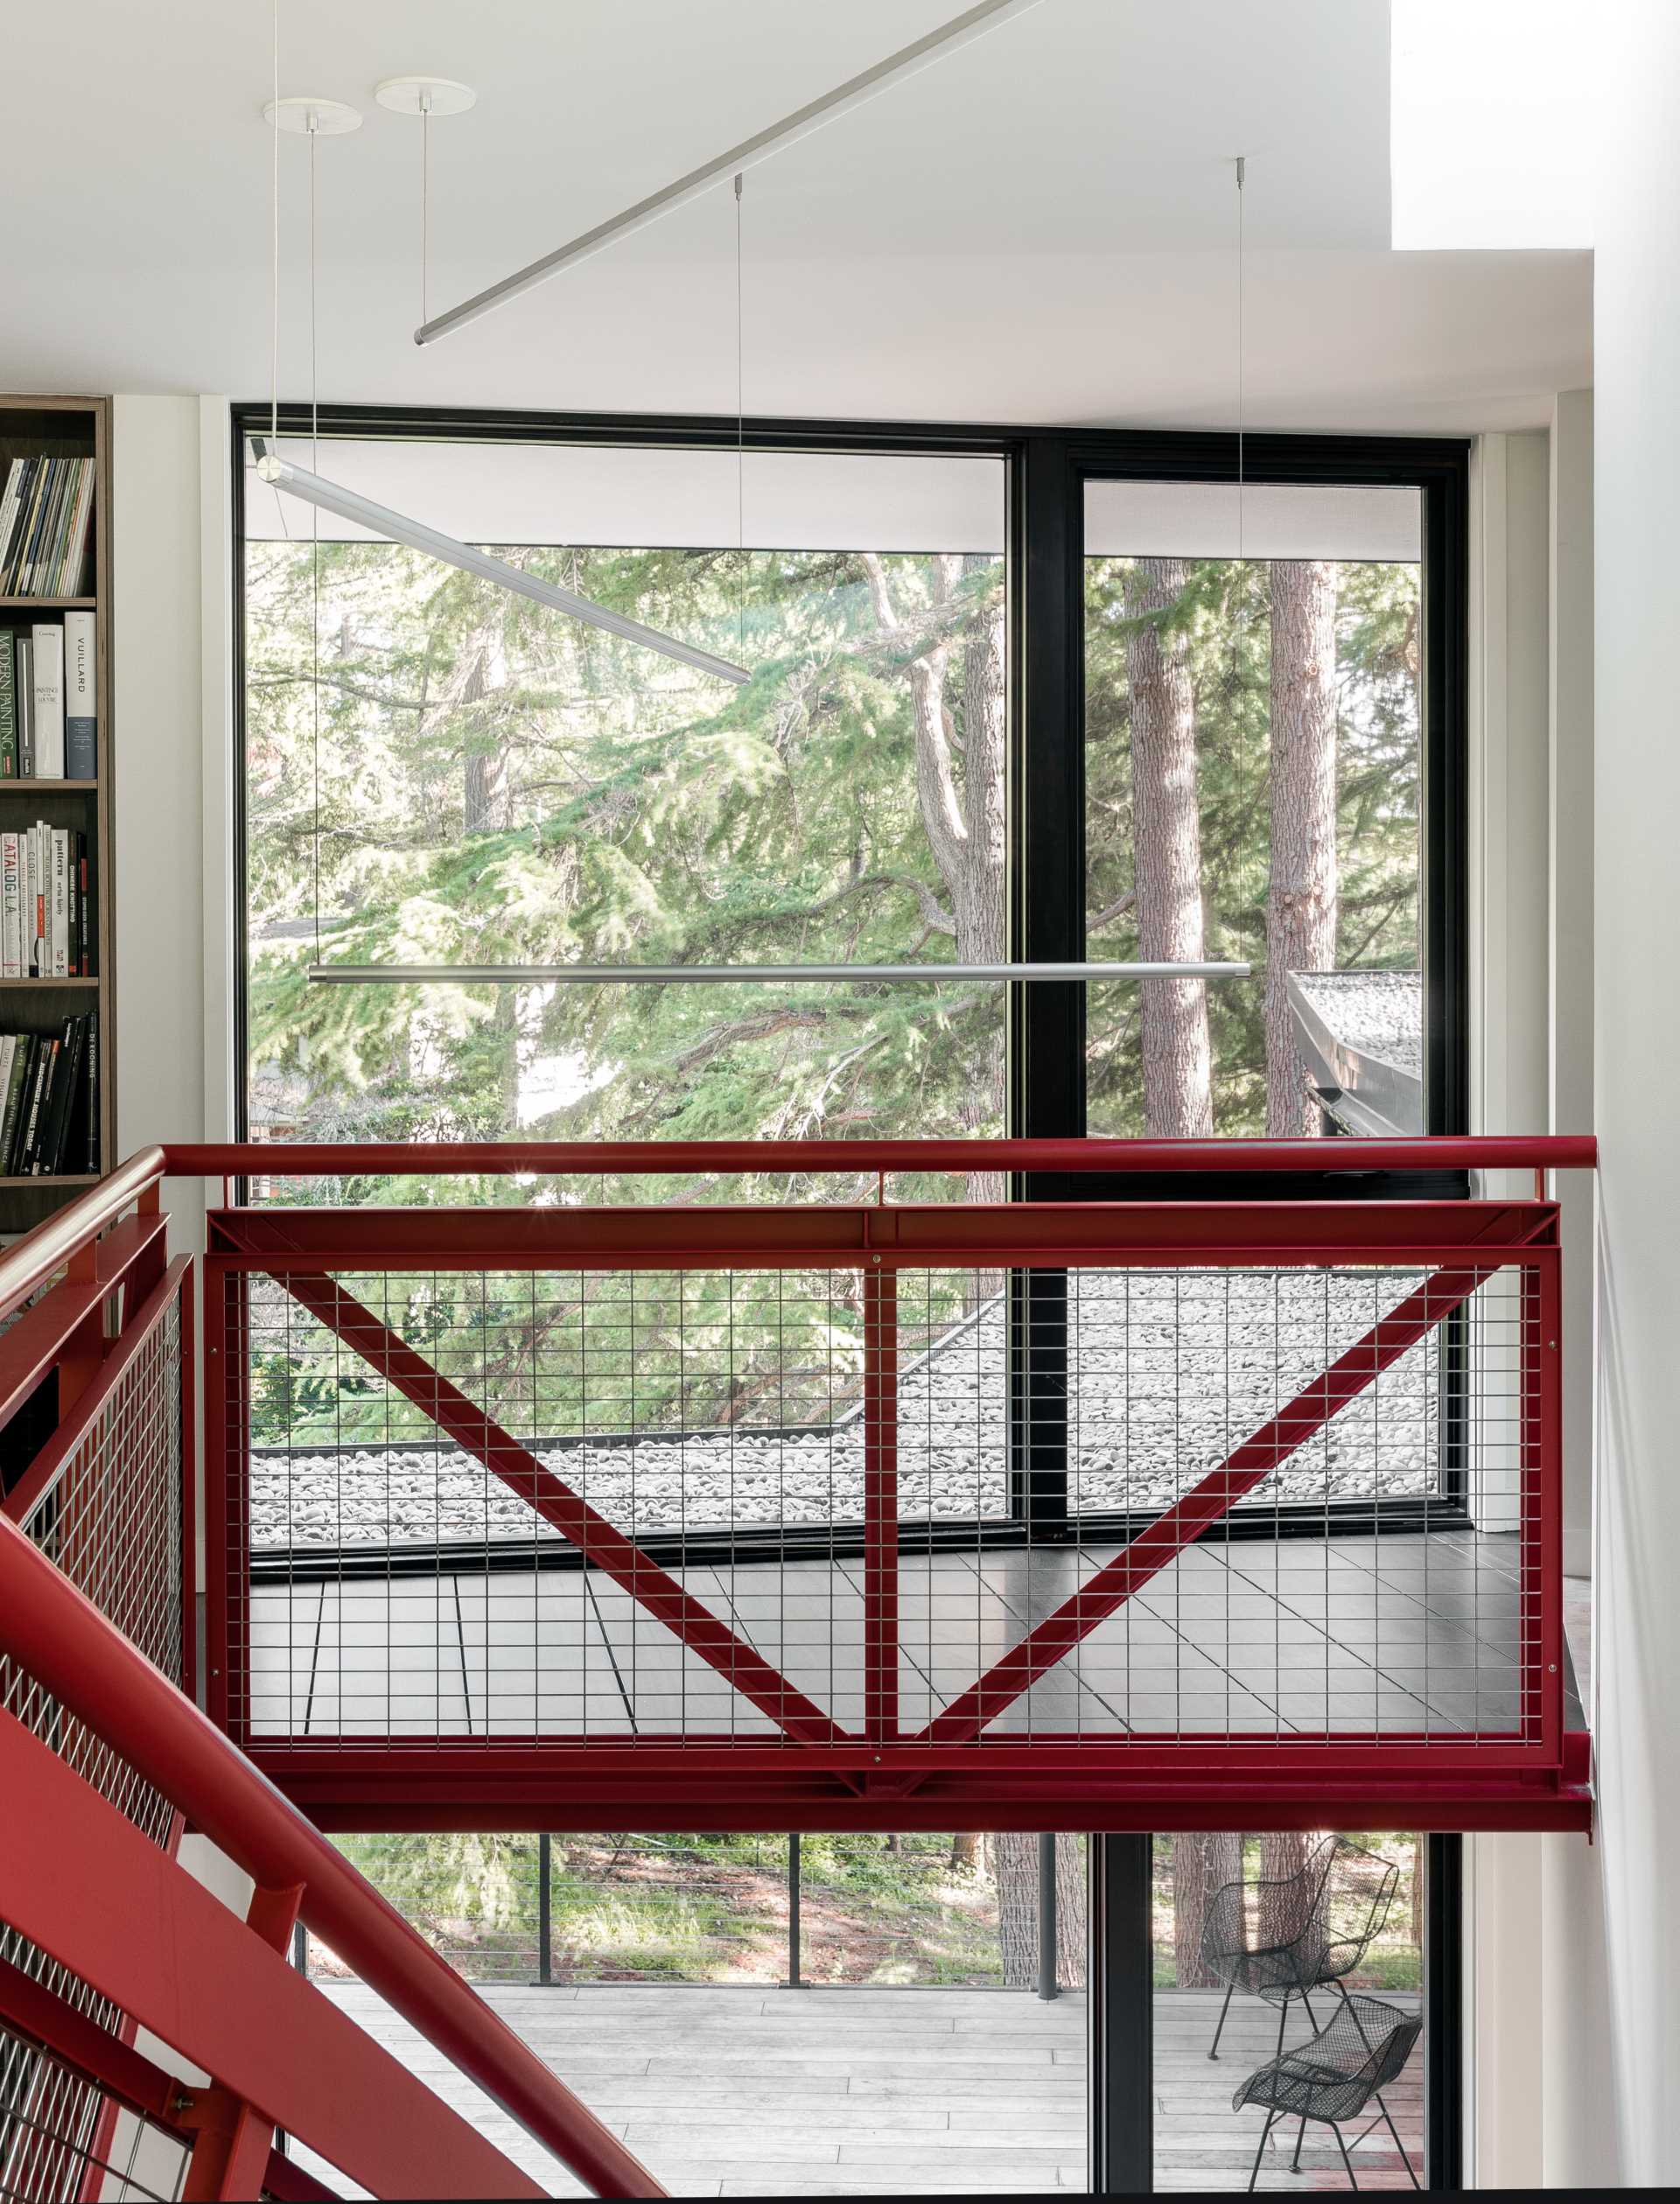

291,1982,1423,2197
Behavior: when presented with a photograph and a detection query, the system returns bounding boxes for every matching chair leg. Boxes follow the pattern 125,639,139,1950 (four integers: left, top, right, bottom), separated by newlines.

1248,2110,1277,2194
1291,2115,1306,2173
1210,1977,1236,2061
1275,1991,1292,2062
1375,2093,1421,2191
1300,1986,1321,2033
1331,2122,1360,2190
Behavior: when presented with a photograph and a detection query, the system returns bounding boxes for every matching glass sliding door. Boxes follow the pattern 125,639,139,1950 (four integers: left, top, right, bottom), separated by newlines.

1082,476,1425,1143
1150,1830,1429,2193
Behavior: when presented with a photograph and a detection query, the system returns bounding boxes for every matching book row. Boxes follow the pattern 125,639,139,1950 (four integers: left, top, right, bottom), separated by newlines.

0,616,97,779
0,455,95,598
0,1014,98,1178
1,826,96,979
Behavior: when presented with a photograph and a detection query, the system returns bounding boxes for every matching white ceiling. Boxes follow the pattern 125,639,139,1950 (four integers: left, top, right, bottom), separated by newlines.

0,0,1591,430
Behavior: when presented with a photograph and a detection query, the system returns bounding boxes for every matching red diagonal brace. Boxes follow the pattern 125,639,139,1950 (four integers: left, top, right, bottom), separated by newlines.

260,1261,845,1746
920,1264,1490,1745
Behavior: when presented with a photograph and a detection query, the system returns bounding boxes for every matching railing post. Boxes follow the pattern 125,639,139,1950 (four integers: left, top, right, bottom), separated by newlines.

787,1834,804,1989
1038,1831,1060,2001
863,1259,899,1746
538,1834,552,1985
180,1881,303,2201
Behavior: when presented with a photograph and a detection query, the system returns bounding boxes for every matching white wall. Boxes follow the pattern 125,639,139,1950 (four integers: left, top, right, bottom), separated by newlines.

111,395,208,1249
1590,0,1680,2181
1464,405,1614,2189
1465,425,1551,2192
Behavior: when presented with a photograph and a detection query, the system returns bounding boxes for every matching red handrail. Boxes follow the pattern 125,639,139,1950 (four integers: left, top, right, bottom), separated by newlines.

0,1143,166,1323
165,1134,1598,1179
0,1508,663,2201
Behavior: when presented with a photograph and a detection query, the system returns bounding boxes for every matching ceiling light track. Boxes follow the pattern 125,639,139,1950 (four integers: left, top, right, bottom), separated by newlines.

252,445,752,686
412,0,1046,346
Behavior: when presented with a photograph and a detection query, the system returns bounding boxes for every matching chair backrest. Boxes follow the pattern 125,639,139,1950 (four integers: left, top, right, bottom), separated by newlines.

1320,1838,1403,1962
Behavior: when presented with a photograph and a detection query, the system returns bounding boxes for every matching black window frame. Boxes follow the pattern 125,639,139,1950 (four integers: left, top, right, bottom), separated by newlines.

230,402,1469,2194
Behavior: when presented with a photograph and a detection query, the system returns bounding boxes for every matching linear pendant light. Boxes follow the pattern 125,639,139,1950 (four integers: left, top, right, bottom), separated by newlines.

414,0,1046,346
307,961,1253,986
254,447,752,686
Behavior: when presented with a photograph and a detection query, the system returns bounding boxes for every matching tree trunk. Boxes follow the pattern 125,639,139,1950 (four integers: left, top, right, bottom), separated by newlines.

996,1832,1039,1987
1124,560,1214,1137
1265,561,1340,1137
1256,1830,1314,1953
949,1832,982,1874
1172,1830,1242,1988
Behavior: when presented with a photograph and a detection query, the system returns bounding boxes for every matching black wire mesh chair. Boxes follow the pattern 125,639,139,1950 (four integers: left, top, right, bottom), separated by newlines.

1233,1991,1423,2190
1200,1836,1401,2061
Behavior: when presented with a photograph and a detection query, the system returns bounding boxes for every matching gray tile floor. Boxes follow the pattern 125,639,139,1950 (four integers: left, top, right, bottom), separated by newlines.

285,1982,1424,2196
248,1530,1548,1745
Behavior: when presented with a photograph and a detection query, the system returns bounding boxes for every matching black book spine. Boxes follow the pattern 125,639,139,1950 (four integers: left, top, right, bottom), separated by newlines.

19,1037,53,1174
33,1021,73,1176
44,1015,82,1175
2,1038,32,1172
82,1011,98,1172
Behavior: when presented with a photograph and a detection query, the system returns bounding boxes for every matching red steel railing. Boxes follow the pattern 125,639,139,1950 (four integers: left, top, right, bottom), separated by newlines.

0,1136,1599,2200
0,1149,662,2201
186,1136,1595,1836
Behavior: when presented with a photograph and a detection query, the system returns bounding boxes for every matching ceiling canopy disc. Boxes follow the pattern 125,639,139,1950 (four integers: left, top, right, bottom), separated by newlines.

374,76,478,118
263,96,363,136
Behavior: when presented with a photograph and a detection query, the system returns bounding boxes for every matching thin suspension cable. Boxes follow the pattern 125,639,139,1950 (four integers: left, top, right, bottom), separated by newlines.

421,93,431,325
310,113,321,969
270,0,279,443
1234,153,1253,967
735,170,746,662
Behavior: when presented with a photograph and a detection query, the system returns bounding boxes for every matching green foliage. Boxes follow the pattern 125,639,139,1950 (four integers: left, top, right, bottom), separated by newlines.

324,1831,1007,1988
246,539,1006,1194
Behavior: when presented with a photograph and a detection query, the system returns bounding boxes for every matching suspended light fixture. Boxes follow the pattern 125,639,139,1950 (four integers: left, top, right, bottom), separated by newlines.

254,62,749,689
253,446,752,686
413,0,1047,346
308,960,1254,987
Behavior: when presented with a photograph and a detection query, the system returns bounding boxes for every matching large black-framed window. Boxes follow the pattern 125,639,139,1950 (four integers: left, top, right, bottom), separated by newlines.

232,407,1468,1558
230,402,1469,2194
232,406,1466,1157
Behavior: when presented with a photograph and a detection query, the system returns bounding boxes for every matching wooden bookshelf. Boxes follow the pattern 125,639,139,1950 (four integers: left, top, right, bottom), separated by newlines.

0,395,113,1233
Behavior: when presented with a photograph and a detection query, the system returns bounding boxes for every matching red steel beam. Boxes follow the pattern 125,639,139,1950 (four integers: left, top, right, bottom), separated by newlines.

249,1746,1593,1837
920,1263,1494,1745
207,1195,1558,1272
0,1513,663,2201
220,1233,847,1749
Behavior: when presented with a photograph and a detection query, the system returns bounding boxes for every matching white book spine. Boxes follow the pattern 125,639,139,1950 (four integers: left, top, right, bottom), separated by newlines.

64,610,97,780
51,829,66,978
19,828,32,976
30,624,64,780
29,823,44,976
1,834,18,980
